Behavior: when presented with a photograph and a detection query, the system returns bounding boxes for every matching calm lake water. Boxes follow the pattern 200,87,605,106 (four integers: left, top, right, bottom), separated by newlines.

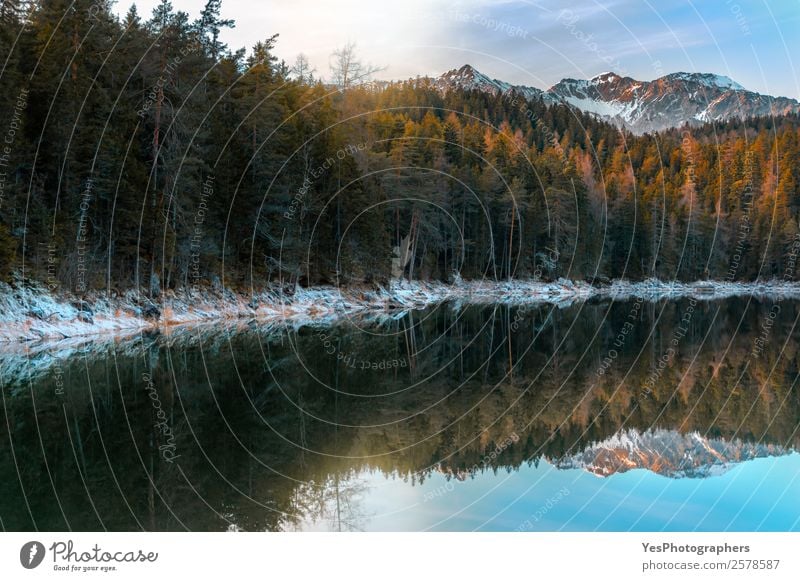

1,297,799,531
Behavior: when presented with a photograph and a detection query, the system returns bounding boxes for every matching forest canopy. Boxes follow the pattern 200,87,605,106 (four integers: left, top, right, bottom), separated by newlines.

1,0,800,296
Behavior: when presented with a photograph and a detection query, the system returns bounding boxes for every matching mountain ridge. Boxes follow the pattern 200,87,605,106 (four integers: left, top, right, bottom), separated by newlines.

555,428,788,478
431,64,800,133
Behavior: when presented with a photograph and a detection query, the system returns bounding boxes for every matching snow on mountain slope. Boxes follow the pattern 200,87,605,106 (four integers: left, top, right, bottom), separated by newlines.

435,64,548,102
555,428,788,478
434,65,800,133
666,72,745,91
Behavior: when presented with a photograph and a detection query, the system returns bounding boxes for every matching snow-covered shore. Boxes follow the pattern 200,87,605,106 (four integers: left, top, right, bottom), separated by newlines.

2,277,800,345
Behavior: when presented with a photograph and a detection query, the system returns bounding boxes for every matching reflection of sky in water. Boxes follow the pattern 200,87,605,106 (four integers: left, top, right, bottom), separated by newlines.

299,454,800,532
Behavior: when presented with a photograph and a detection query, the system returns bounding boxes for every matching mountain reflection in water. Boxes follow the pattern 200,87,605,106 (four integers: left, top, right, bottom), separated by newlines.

1,298,798,531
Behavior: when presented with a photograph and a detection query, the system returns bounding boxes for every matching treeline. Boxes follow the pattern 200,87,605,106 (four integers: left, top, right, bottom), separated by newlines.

1,1,800,296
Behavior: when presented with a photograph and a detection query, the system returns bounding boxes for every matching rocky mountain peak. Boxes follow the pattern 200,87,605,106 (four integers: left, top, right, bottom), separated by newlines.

434,64,800,133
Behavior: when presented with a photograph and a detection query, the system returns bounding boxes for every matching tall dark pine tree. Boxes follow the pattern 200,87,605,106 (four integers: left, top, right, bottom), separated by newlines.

197,0,234,60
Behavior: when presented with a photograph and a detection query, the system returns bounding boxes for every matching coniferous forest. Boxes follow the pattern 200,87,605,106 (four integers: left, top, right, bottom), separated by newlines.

2,0,800,296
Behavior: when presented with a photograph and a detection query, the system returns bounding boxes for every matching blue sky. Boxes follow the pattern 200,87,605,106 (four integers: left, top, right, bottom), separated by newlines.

298,455,800,531
122,0,800,99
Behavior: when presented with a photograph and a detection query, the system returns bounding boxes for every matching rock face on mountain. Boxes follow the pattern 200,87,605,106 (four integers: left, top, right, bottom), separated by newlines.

555,429,787,478
435,65,800,133
434,64,545,102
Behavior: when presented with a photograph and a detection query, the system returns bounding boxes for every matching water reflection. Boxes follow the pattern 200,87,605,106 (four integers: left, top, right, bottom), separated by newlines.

1,298,799,531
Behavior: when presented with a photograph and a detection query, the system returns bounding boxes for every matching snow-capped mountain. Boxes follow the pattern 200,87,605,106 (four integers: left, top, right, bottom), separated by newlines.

434,426,789,481
435,65,800,133
555,429,788,478
434,64,546,102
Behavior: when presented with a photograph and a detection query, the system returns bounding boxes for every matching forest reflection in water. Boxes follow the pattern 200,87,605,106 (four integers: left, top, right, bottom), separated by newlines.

1,297,799,531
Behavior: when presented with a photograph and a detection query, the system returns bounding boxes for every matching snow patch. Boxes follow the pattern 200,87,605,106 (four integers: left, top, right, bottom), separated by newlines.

668,72,745,91
2,278,800,345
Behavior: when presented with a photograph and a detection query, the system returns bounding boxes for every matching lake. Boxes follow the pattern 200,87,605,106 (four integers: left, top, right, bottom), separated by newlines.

1,297,798,531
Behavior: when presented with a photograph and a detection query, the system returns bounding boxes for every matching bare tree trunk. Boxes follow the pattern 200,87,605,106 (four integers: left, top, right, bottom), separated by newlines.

508,208,515,278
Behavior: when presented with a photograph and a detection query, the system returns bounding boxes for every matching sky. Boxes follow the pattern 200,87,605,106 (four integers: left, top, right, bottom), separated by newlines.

299,455,800,531
119,0,800,99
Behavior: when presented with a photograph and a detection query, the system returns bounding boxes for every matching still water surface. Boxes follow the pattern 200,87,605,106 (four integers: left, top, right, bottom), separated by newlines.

1,297,798,531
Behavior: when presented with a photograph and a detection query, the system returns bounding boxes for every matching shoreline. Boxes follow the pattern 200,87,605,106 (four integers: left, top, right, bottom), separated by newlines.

2,278,800,345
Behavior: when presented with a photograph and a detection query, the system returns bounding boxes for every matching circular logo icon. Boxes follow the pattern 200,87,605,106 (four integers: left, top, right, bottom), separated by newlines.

19,541,46,569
